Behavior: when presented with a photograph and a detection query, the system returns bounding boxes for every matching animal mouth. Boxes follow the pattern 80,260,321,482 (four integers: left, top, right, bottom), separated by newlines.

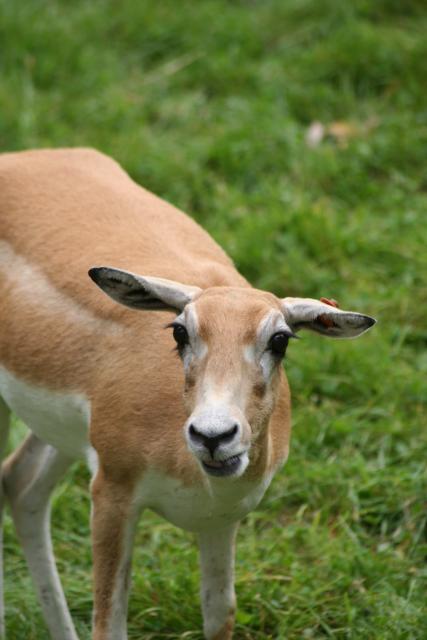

202,454,242,477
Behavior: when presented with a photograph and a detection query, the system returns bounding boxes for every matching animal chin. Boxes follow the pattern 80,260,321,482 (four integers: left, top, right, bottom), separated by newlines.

201,454,242,477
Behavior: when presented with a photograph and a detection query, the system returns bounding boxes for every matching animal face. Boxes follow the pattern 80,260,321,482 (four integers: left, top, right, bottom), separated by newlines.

171,288,295,478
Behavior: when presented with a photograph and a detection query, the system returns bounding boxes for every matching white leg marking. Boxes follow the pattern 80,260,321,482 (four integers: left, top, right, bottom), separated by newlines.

0,398,10,638
3,434,79,640
199,523,238,639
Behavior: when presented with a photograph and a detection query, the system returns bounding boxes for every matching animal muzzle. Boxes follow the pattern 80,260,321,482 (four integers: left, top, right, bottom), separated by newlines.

185,410,250,478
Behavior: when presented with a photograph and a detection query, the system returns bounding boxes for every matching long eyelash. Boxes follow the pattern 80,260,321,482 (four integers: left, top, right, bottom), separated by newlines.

284,331,299,340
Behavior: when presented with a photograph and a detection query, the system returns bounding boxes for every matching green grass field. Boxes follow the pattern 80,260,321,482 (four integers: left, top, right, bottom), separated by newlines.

1,0,426,638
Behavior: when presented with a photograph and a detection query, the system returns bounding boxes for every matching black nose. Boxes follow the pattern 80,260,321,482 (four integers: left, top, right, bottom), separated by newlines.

188,423,239,457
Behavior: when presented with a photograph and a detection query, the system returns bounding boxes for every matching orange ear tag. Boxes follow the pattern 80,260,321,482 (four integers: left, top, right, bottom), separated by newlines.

320,297,339,308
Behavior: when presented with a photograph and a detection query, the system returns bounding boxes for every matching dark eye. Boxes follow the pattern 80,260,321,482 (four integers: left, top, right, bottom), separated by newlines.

172,324,189,348
269,332,289,358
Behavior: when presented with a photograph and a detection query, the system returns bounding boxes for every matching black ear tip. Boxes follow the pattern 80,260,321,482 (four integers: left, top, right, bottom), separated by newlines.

88,267,105,284
365,316,377,328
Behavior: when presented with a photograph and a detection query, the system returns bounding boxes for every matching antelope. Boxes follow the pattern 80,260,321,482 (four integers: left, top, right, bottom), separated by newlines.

0,148,375,640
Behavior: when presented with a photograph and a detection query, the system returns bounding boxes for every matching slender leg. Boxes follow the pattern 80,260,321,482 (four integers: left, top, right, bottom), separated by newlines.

91,469,140,640
0,399,10,638
2,434,79,640
198,523,239,640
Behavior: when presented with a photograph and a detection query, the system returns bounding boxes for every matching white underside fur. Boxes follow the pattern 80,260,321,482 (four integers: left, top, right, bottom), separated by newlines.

135,468,273,533
0,365,90,460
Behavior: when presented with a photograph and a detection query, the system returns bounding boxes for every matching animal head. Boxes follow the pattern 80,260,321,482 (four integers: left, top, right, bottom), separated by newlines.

89,267,375,479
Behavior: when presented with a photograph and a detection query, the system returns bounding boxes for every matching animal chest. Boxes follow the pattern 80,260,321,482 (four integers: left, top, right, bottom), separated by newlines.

136,469,274,533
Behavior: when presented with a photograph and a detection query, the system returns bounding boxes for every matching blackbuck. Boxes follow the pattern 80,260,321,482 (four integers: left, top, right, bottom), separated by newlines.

0,148,375,640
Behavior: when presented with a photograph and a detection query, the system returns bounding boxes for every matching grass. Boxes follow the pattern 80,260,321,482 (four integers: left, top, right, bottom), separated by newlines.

1,0,426,637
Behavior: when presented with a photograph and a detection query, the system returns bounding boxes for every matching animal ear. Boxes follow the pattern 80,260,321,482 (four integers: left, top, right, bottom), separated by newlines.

89,267,202,312
281,297,376,338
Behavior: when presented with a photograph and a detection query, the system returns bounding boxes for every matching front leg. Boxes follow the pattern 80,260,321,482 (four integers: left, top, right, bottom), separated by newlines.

3,435,78,640
91,469,140,640
198,523,239,640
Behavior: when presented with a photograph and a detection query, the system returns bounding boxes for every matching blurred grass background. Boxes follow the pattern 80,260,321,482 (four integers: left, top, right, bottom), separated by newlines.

1,0,426,638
